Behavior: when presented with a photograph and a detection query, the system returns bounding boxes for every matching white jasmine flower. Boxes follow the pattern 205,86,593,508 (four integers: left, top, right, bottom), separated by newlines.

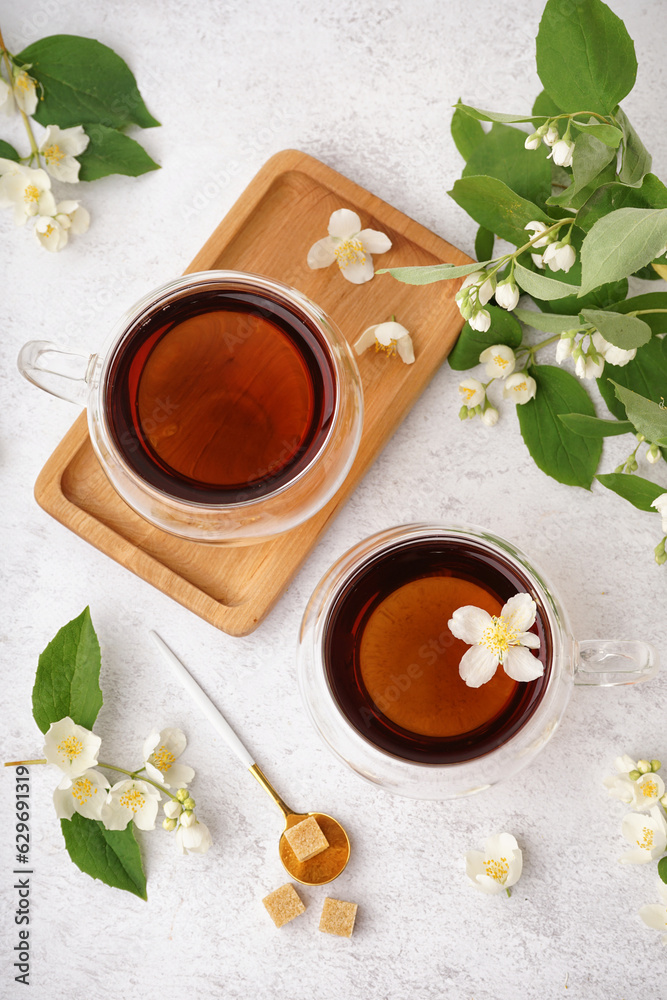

494,278,520,311
354,320,415,364
448,592,542,688
176,816,213,854
54,199,90,234
0,164,55,225
0,77,15,115
102,779,161,831
543,240,576,273
479,344,516,379
619,807,667,864
53,768,109,822
639,883,667,945
591,331,636,367
604,757,665,811
12,67,38,115
550,139,575,167
503,372,537,404
465,832,523,895
524,220,550,249
469,308,491,332
307,208,391,284
458,378,485,409
531,252,545,270
35,214,69,252
142,727,195,788
39,125,89,183
556,332,577,363
651,494,667,532
461,269,495,305
574,352,604,380
542,124,560,147
43,717,102,780
480,406,499,427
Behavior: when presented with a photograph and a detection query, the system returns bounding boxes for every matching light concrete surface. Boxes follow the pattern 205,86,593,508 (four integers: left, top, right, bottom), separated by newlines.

1,2,666,998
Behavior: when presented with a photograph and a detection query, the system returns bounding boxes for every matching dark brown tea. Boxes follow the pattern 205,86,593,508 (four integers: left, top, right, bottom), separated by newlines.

324,538,551,763
105,288,337,503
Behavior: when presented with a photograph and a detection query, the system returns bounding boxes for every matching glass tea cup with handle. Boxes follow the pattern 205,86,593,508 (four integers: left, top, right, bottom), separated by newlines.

298,523,659,800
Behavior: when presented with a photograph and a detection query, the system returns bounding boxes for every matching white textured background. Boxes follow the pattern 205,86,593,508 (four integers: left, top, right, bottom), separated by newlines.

1,2,667,998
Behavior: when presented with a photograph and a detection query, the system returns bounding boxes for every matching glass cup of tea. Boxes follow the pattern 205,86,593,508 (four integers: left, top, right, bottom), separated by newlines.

298,523,659,799
18,271,363,543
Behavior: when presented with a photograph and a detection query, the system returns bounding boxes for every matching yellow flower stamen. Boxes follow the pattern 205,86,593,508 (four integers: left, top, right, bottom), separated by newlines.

484,856,509,882
637,828,654,850
511,381,527,393
14,73,32,92
494,354,510,369
480,616,520,661
119,788,145,813
461,386,476,403
334,238,366,269
151,745,176,772
44,144,65,165
43,224,54,238
71,777,96,805
641,778,658,798
24,184,40,204
57,735,84,762
375,339,398,357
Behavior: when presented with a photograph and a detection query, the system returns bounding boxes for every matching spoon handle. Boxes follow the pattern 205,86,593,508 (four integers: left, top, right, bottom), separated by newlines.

149,631,255,768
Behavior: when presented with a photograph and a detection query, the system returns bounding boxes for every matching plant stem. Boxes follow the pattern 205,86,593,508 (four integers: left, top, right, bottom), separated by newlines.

3,756,179,801
4,758,47,766
527,333,561,354
629,309,667,317
0,24,41,167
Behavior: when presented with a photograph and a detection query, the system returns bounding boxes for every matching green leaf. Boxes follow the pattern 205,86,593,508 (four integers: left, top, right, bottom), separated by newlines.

379,260,490,285
32,607,103,734
658,855,667,885
558,414,634,437
514,307,579,334
18,35,159,130
596,473,665,512
579,208,667,295
580,309,652,350
547,131,616,208
514,261,581,300
474,226,495,262
448,176,551,247
616,107,652,187
451,101,486,161
577,173,667,232
571,120,623,147
462,123,552,207
60,814,147,900
610,382,667,444
606,293,667,336
536,0,637,115
0,139,20,161
597,336,667,420
532,89,563,118
452,102,543,125
78,124,159,181
448,306,523,371
517,365,601,488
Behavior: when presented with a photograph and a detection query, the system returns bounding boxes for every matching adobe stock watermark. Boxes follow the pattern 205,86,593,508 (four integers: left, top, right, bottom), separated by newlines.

11,765,32,987
359,627,455,726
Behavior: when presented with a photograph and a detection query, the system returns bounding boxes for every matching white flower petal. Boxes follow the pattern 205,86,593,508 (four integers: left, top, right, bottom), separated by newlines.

328,208,361,239
144,761,166,784
458,644,499,688
501,593,536,632
53,782,76,820
504,645,544,683
357,228,391,254
474,874,506,894
167,763,195,788
397,336,415,364
354,325,379,354
339,255,374,283
448,605,492,644
133,794,159,831
640,904,667,931
142,730,162,762
485,832,519,856
518,631,541,649
307,236,337,269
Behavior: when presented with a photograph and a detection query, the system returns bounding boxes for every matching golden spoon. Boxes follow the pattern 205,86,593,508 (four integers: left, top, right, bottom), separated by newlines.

150,631,350,886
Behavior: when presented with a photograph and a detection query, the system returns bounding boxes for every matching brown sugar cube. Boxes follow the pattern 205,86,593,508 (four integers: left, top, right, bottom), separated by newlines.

284,815,330,862
262,883,306,928
319,897,358,938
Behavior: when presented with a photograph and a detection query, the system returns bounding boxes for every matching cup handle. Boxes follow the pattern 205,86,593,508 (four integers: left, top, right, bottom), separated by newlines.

17,340,97,406
575,639,659,687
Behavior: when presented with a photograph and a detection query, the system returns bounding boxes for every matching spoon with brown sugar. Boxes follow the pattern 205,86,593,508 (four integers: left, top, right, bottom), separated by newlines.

150,631,350,886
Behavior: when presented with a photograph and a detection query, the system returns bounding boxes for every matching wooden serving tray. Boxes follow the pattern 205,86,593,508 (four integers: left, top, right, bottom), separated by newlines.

35,149,471,635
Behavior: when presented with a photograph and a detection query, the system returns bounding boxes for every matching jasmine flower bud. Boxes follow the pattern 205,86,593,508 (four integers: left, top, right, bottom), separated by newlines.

638,760,651,774
469,308,491,332
480,406,499,427
550,139,575,167
542,124,559,146
176,788,190,803
494,278,520,311
163,818,178,831
647,444,661,464
651,760,662,772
